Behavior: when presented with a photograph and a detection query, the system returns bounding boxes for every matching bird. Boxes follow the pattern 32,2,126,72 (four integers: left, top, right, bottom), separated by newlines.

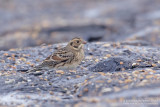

27,37,87,72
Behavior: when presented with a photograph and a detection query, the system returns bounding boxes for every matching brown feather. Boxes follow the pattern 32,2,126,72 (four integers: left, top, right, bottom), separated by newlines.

52,55,62,60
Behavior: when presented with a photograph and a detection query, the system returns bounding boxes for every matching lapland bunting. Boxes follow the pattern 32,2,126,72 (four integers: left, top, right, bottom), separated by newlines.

28,37,86,72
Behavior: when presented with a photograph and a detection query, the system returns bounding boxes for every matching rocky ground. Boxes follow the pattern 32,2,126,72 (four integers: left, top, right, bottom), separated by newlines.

0,40,160,107
1,0,160,107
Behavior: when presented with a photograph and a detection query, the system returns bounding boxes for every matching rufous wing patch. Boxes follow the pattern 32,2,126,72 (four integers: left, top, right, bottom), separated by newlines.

52,55,62,60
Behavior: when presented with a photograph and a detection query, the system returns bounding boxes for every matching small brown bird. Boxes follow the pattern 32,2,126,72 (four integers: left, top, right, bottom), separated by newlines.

28,37,86,72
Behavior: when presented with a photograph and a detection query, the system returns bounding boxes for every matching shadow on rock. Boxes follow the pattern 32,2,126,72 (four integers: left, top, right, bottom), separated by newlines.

90,57,132,72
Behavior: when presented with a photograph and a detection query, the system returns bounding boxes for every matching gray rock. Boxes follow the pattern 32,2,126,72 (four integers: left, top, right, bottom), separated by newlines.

90,57,132,72
0,42,160,106
1,0,160,50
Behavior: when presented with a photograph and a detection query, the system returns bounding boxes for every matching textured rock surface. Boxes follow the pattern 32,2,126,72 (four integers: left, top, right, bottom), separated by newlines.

1,0,160,106
0,41,160,106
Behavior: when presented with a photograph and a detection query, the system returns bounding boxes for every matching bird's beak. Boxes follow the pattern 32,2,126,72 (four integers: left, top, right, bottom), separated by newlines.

82,40,87,44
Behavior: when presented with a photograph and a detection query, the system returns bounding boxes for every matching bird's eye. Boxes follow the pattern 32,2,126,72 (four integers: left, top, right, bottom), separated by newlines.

77,41,79,43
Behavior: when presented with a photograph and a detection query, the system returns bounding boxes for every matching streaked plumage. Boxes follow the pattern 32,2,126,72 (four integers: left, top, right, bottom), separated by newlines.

28,37,86,72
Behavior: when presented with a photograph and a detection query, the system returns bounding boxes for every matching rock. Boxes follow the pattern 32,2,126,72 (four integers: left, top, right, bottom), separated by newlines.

90,57,132,72
0,41,160,106
1,0,160,106
126,27,160,46
5,79,15,84
0,25,107,50
1,0,160,50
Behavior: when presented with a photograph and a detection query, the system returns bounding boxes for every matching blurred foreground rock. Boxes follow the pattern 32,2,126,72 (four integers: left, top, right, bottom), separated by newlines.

0,41,160,106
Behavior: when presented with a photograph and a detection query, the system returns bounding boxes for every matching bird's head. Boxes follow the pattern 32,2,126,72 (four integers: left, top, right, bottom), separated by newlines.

67,37,87,51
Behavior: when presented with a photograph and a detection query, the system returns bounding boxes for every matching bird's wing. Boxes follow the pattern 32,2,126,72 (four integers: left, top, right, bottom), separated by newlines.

45,48,74,62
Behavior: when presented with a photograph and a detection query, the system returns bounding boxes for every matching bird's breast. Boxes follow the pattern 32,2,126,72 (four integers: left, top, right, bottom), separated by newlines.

74,50,85,64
